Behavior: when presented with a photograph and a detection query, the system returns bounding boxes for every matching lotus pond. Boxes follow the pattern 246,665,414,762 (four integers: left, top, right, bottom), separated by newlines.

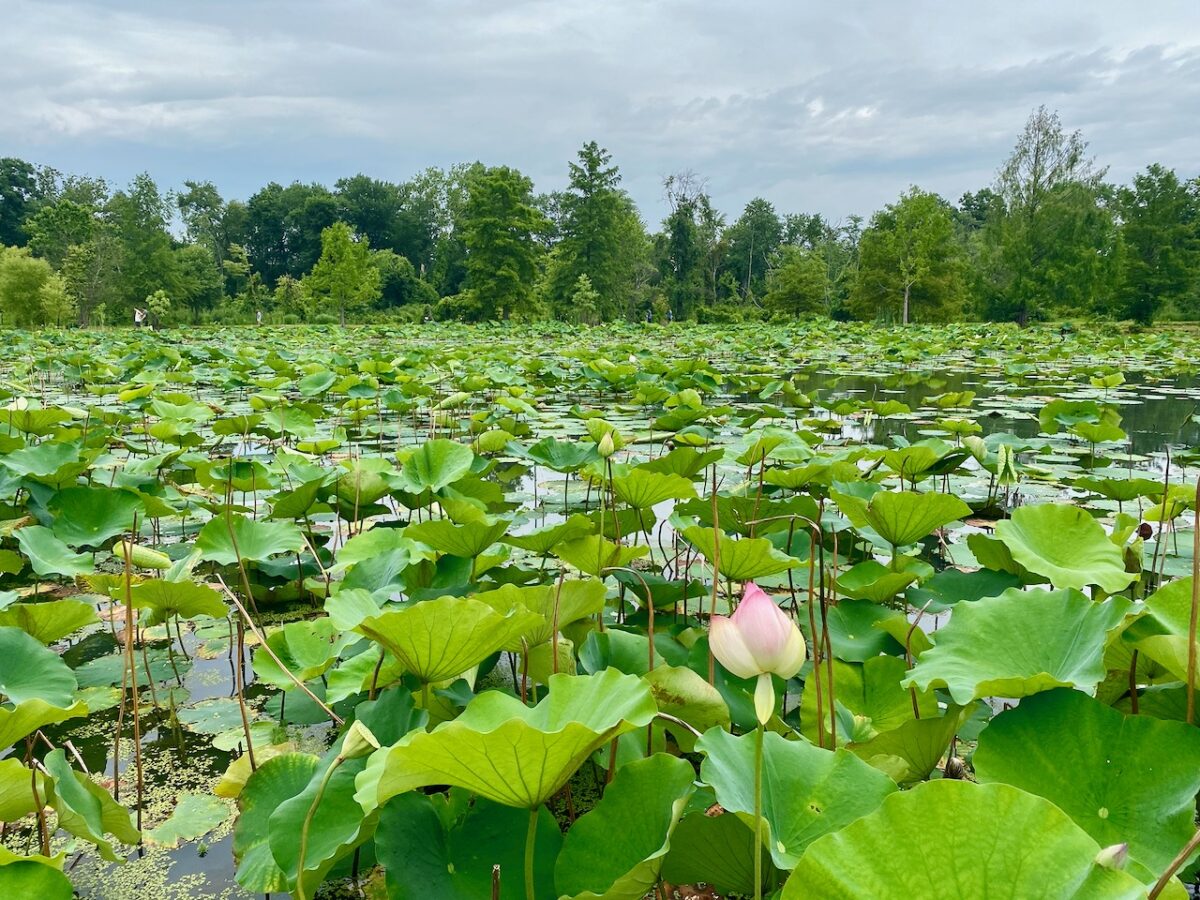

3,321,1200,899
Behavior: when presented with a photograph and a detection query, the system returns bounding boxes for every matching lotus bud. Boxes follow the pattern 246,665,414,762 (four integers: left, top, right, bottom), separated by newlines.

710,583,806,724
597,431,616,458
116,539,172,570
339,720,381,760
1094,843,1129,870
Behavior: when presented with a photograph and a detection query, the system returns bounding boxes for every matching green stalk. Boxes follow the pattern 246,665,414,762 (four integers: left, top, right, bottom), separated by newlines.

524,806,539,900
754,722,765,900
295,755,345,900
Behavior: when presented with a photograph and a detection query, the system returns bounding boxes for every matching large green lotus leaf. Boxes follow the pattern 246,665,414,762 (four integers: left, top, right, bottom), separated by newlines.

333,528,425,572
268,749,376,899
15,526,94,578
660,810,762,897
268,475,330,520
502,514,596,555
145,793,229,848
1122,577,1200,685
861,490,970,548
234,753,319,892
903,588,1128,704
835,560,919,603
611,469,697,510
0,859,73,900
554,535,650,577
332,594,542,684
355,669,657,810
253,617,355,688
800,656,938,746
473,580,606,649
0,598,98,644
782,780,1146,899
48,486,142,548
522,436,598,471
195,514,306,565
644,665,730,752
847,704,971,785
0,756,48,821
0,627,77,706
375,790,562,900
0,440,79,476
400,439,475,493
993,504,1136,592
681,526,798,581
975,688,1200,874
127,578,227,626
0,698,86,747
43,749,139,861
555,754,695,899
696,727,897,869
406,516,511,558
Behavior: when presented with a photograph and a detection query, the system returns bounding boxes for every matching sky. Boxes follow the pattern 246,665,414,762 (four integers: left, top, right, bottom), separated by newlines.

3,1,1199,226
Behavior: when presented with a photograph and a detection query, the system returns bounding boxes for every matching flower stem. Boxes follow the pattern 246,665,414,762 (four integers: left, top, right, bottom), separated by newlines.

754,722,764,900
525,806,539,900
296,755,344,900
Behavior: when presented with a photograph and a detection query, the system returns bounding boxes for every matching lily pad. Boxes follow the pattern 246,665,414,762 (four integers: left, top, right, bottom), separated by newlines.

993,504,1137,593
782,780,1145,899
355,669,657,810
903,588,1128,704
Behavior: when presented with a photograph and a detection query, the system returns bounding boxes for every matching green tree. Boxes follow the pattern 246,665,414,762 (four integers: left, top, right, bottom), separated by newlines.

1109,164,1200,323
373,249,437,309
460,165,547,320
62,226,122,326
0,247,59,326
723,198,783,300
0,158,55,246
301,222,381,325
549,142,640,319
105,173,178,313
656,172,719,319
978,107,1113,323
145,289,172,327
175,244,225,322
177,180,244,270
38,273,76,327
242,181,337,284
24,199,97,267
764,246,827,317
852,187,963,324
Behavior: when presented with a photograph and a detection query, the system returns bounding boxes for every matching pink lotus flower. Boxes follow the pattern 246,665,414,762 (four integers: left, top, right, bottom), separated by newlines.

710,583,806,723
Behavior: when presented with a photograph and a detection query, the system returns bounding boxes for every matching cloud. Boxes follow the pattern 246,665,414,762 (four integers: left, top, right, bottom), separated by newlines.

2,0,1198,223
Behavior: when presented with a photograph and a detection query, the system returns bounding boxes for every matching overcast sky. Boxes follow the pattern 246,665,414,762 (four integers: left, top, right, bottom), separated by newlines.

3,1,1198,225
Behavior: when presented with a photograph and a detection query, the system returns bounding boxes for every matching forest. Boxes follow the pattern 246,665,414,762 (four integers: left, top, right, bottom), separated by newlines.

0,105,1198,329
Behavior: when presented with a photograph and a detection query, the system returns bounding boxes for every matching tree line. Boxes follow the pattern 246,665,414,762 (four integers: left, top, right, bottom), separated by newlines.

0,106,1197,327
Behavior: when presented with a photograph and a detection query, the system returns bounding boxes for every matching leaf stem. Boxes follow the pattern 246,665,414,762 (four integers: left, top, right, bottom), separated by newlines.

524,806,539,900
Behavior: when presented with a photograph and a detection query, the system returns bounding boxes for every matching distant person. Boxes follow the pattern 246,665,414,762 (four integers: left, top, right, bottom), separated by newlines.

256,309,263,326
133,307,146,327
645,309,652,323
667,308,674,323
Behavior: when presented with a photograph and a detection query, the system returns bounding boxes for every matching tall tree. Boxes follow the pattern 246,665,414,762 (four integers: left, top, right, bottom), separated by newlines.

723,198,783,300
24,199,97,267
0,158,55,247
764,246,827,317
301,222,381,325
852,187,963,324
549,142,636,319
175,244,225,322
1109,164,1200,323
242,182,338,284
105,173,178,314
0,247,65,326
459,165,547,321
978,107,1113,323
62,226,122,326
